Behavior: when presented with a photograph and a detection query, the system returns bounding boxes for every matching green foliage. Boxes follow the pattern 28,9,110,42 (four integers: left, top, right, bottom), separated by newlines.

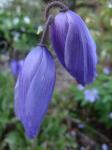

66,66,112,129
1,67,112,149
0,0,43,52
0,72,77,150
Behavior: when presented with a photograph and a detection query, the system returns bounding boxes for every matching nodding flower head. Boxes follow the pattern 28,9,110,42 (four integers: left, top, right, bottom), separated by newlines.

14,46,56,138
50,10,97,86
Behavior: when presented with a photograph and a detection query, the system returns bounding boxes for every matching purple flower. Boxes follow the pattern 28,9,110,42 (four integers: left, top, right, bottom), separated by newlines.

10,59,24,77
78,123,85,129
103,67,110,75
101,144,109,150
14,46,56,138
50,10,97,85
84,88,99,103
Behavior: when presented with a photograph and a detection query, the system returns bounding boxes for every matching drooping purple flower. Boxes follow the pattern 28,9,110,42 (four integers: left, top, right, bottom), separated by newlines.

14,46,56,138
10,59,24,77
50,10,97,85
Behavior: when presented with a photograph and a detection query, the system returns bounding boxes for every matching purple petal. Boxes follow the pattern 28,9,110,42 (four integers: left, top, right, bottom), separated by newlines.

18,60,24,71
10,59,24,77
50,12,68,66
64,11,97,85
10,59,19,76
14,46,56,138
15,46,43,121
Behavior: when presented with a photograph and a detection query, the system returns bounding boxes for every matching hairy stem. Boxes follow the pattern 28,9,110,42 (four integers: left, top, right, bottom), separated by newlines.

39,15,54,45
45,1,69,20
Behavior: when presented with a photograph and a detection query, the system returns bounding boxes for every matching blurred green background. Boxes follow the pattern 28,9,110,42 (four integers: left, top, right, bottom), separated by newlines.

0,0,112,150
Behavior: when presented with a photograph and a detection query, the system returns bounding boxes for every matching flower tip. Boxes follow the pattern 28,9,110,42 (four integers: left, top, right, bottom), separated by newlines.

25,128,38,139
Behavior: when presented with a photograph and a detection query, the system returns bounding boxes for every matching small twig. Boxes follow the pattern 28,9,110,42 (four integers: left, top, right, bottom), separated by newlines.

68,117,111,144
77,131,96,149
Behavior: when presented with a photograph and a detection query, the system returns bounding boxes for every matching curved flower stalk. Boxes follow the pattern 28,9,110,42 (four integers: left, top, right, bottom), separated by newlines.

50,10,97,85
15,46,56,138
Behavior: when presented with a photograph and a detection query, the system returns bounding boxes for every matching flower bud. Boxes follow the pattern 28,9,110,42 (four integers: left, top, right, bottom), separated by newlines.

15,46,56,138
50,10,97,85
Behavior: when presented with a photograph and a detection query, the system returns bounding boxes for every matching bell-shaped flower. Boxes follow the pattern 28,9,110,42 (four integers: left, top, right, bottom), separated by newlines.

50,10,97,85
14,46,56,139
